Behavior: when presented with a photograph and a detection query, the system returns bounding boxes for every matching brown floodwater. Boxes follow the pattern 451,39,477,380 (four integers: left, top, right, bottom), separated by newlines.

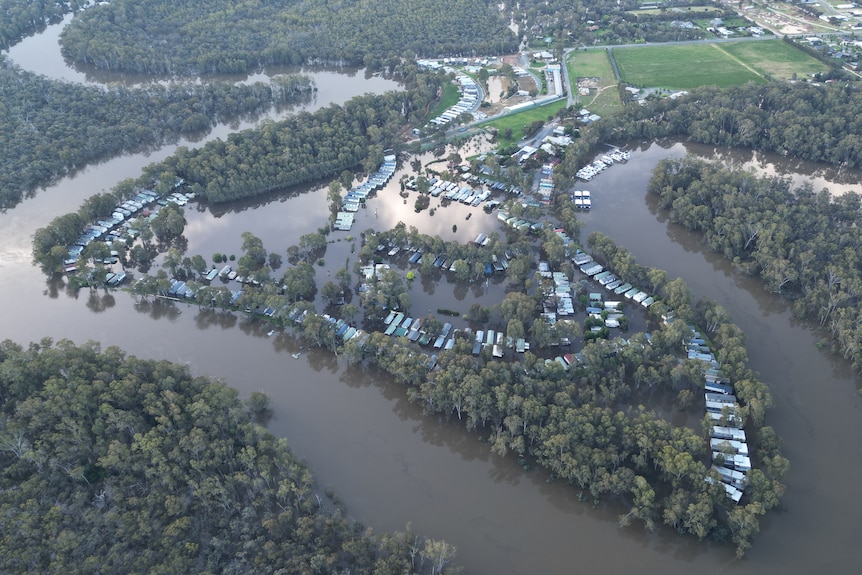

2,15,862,574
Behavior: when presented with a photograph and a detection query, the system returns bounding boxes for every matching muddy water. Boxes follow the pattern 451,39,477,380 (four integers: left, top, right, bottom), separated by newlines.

3,14,862,574
3,137,860,573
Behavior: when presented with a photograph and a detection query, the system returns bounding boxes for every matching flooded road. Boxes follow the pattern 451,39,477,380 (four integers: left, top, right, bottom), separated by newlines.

2,14,862,574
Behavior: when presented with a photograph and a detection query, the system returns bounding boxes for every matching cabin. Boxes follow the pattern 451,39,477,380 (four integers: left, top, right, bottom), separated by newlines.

710,438,749,456
711,426,746,442
705,381,734,395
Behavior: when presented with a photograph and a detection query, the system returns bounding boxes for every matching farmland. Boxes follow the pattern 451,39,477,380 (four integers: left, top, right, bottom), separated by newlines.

614,40,830,90
614,43,765,89
721,39,831,79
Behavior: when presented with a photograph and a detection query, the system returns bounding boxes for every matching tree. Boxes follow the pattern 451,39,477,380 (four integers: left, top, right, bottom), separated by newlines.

190,254,208,278
506,319,525,342
299,232,327,260
501,292,537,326
421,539,457,575
268,252,283,271
530,317,556,348
161,247,183,278
322,281,344,303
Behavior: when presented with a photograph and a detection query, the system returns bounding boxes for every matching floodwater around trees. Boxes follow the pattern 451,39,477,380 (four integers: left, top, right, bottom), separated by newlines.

2,16,862,575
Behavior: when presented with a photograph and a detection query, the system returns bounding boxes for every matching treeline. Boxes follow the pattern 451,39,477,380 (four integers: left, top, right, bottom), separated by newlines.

0,0,83,50
146,70,443,204
649,156,862,372
0,56,313,210
564,81,862,175
60,0,517,75
509,0,728,48
348,242,785,557
0,339,458,574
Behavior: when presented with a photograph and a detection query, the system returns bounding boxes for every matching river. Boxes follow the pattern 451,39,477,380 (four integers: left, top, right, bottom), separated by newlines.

2,16,862,575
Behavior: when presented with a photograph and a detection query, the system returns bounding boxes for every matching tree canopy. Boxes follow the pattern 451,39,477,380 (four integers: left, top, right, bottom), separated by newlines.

0,55,313,210
648,155,862,373
147,68,442,204
60,0,517,75
0,339,456,574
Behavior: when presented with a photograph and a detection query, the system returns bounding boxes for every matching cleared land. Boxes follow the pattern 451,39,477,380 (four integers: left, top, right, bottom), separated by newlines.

615,43,761,89
615,40,829,90
567,50,625,117
721,39,831,79
480,99,567,144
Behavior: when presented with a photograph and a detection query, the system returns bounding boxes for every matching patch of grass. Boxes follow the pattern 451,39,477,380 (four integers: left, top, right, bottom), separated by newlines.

567,50,624,118
614,43,764,89
721,39,830,80
425,83,460,124
479,99,567,144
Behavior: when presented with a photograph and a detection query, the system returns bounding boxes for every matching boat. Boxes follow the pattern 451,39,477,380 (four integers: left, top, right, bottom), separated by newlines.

291,352,302,359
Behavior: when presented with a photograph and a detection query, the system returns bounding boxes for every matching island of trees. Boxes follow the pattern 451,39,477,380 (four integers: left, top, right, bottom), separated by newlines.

0,339,460,574
648,156,862,372
0,56,314,210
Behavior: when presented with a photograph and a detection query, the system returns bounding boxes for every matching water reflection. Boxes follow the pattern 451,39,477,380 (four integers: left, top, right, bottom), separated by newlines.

193,308,238,331
133,298,183,322
85,291,116,313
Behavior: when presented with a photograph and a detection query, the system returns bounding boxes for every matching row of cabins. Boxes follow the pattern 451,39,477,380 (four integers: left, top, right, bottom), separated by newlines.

210,265,264,286
428,74,479,127
576,149,630,181
496,210,543,233
429,179,494,207
340,156,397,215
574,251,656,309
384,311,452,355
65,185,193,280
421,250,511,275
471,328,531,358
287,307,370,348
537,164,555,205
684,325,751,504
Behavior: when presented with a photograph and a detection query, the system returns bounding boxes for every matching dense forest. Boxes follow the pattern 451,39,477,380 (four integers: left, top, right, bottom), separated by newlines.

0,0,83,50
59,0,518,75
0,339,459,574
0,56,314,210
136,65,443,204
648,156,862,372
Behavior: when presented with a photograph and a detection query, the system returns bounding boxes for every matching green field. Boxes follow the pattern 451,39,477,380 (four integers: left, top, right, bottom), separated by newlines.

721,40,830,79
425,83,461,124
614,40,830,89
480,99,567,144
567,50,625,117
614,43,764,89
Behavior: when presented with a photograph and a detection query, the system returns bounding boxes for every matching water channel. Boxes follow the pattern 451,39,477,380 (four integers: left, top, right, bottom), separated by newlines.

2,16,862,575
